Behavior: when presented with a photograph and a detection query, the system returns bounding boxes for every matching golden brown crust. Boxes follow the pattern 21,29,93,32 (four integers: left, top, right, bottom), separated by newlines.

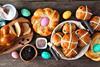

52,32,63,46
0,17,32,53
0,25,17,46
75,29,91,48
76,6,92,20
85,33,100,61
52,22,91,58
61,33,78,49
90,16,100,31
63,48,77,58
31,8,59,36
61,33,78,57
62,23,76,34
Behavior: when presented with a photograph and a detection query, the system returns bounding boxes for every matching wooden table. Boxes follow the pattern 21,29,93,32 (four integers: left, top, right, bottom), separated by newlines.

0,1,100,67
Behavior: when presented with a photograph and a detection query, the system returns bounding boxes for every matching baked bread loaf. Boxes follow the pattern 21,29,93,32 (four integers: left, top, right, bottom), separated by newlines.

0,17,33,54
61,33,78,57
75,29,91,48
76,5,92,20
85,33,100,61
62,23,76,34
0,25,16,52
31,8,59,36
52,32,63,46
90,16,100,31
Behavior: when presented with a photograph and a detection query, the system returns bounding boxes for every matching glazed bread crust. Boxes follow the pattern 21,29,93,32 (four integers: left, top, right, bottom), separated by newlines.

85,33,100,61
31,8,59,36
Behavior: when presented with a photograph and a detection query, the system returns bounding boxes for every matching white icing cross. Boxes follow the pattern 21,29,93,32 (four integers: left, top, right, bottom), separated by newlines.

84,6,88,20
68,23,72,49
61,40,78,45
61,23,78,50
77,6,92,20
90,17,100,30
64,49,77,56
56,33,62,39
75,31,89,46
60,23,78,56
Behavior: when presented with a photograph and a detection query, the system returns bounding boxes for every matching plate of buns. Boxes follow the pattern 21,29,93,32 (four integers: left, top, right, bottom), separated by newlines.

51,20,91,60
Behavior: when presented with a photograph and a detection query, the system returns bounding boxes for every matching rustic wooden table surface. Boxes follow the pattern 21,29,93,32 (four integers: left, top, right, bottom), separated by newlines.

0,0,100,67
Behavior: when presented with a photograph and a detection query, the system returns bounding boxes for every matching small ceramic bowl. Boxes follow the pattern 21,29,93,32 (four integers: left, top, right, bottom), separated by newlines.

36,38,47,49
50,20,91,60
20,44,38,62
0,4,18,20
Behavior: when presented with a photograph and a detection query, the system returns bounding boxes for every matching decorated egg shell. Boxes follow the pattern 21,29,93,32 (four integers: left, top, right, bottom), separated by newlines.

21,8,31,17
93,44,100,53
41,17,49,27
0,19,6,27
41,51,51,59
11,51,19,59
63,11,72,20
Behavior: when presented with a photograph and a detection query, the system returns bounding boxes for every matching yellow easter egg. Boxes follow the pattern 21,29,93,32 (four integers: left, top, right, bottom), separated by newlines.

63,11,72,19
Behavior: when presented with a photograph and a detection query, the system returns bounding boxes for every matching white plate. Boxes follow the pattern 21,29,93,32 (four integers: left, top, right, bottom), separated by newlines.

50,20,90,60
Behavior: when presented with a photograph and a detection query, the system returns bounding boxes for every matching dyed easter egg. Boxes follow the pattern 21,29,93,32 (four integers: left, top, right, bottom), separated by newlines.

0,19,6,27
63,11,72,20
21,8,31,17
93,44,100,53
41,17,49,27
41,51,51,59
11,51,19,59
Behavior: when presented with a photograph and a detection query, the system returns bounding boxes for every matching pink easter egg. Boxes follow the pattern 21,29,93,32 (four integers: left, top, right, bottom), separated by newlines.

11,51,19,59
41,17,49,27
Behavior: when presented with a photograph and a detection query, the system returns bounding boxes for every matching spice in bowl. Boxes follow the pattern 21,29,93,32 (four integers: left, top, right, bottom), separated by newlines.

20,44,38,62
36,38,47,49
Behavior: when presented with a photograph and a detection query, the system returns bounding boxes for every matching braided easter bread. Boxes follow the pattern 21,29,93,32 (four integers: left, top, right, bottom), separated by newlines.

85,33,100,61
31,8,59,36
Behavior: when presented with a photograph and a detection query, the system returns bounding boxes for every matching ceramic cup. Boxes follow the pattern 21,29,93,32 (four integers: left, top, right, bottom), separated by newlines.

36,38,47,49
20,44,38,62
0,4,18,20
50,20,91,60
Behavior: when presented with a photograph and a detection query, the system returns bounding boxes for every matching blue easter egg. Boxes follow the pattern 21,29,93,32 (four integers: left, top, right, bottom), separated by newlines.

41,51,51,59
0,19,6,27
93,44,100,53
21,8,31,17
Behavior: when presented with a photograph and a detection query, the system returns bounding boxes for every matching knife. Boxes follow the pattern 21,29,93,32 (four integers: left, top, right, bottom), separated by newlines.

83,21,94,34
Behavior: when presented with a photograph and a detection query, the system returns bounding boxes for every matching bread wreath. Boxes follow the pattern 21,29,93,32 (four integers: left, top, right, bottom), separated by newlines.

31,8,59,36
85,33,100,61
